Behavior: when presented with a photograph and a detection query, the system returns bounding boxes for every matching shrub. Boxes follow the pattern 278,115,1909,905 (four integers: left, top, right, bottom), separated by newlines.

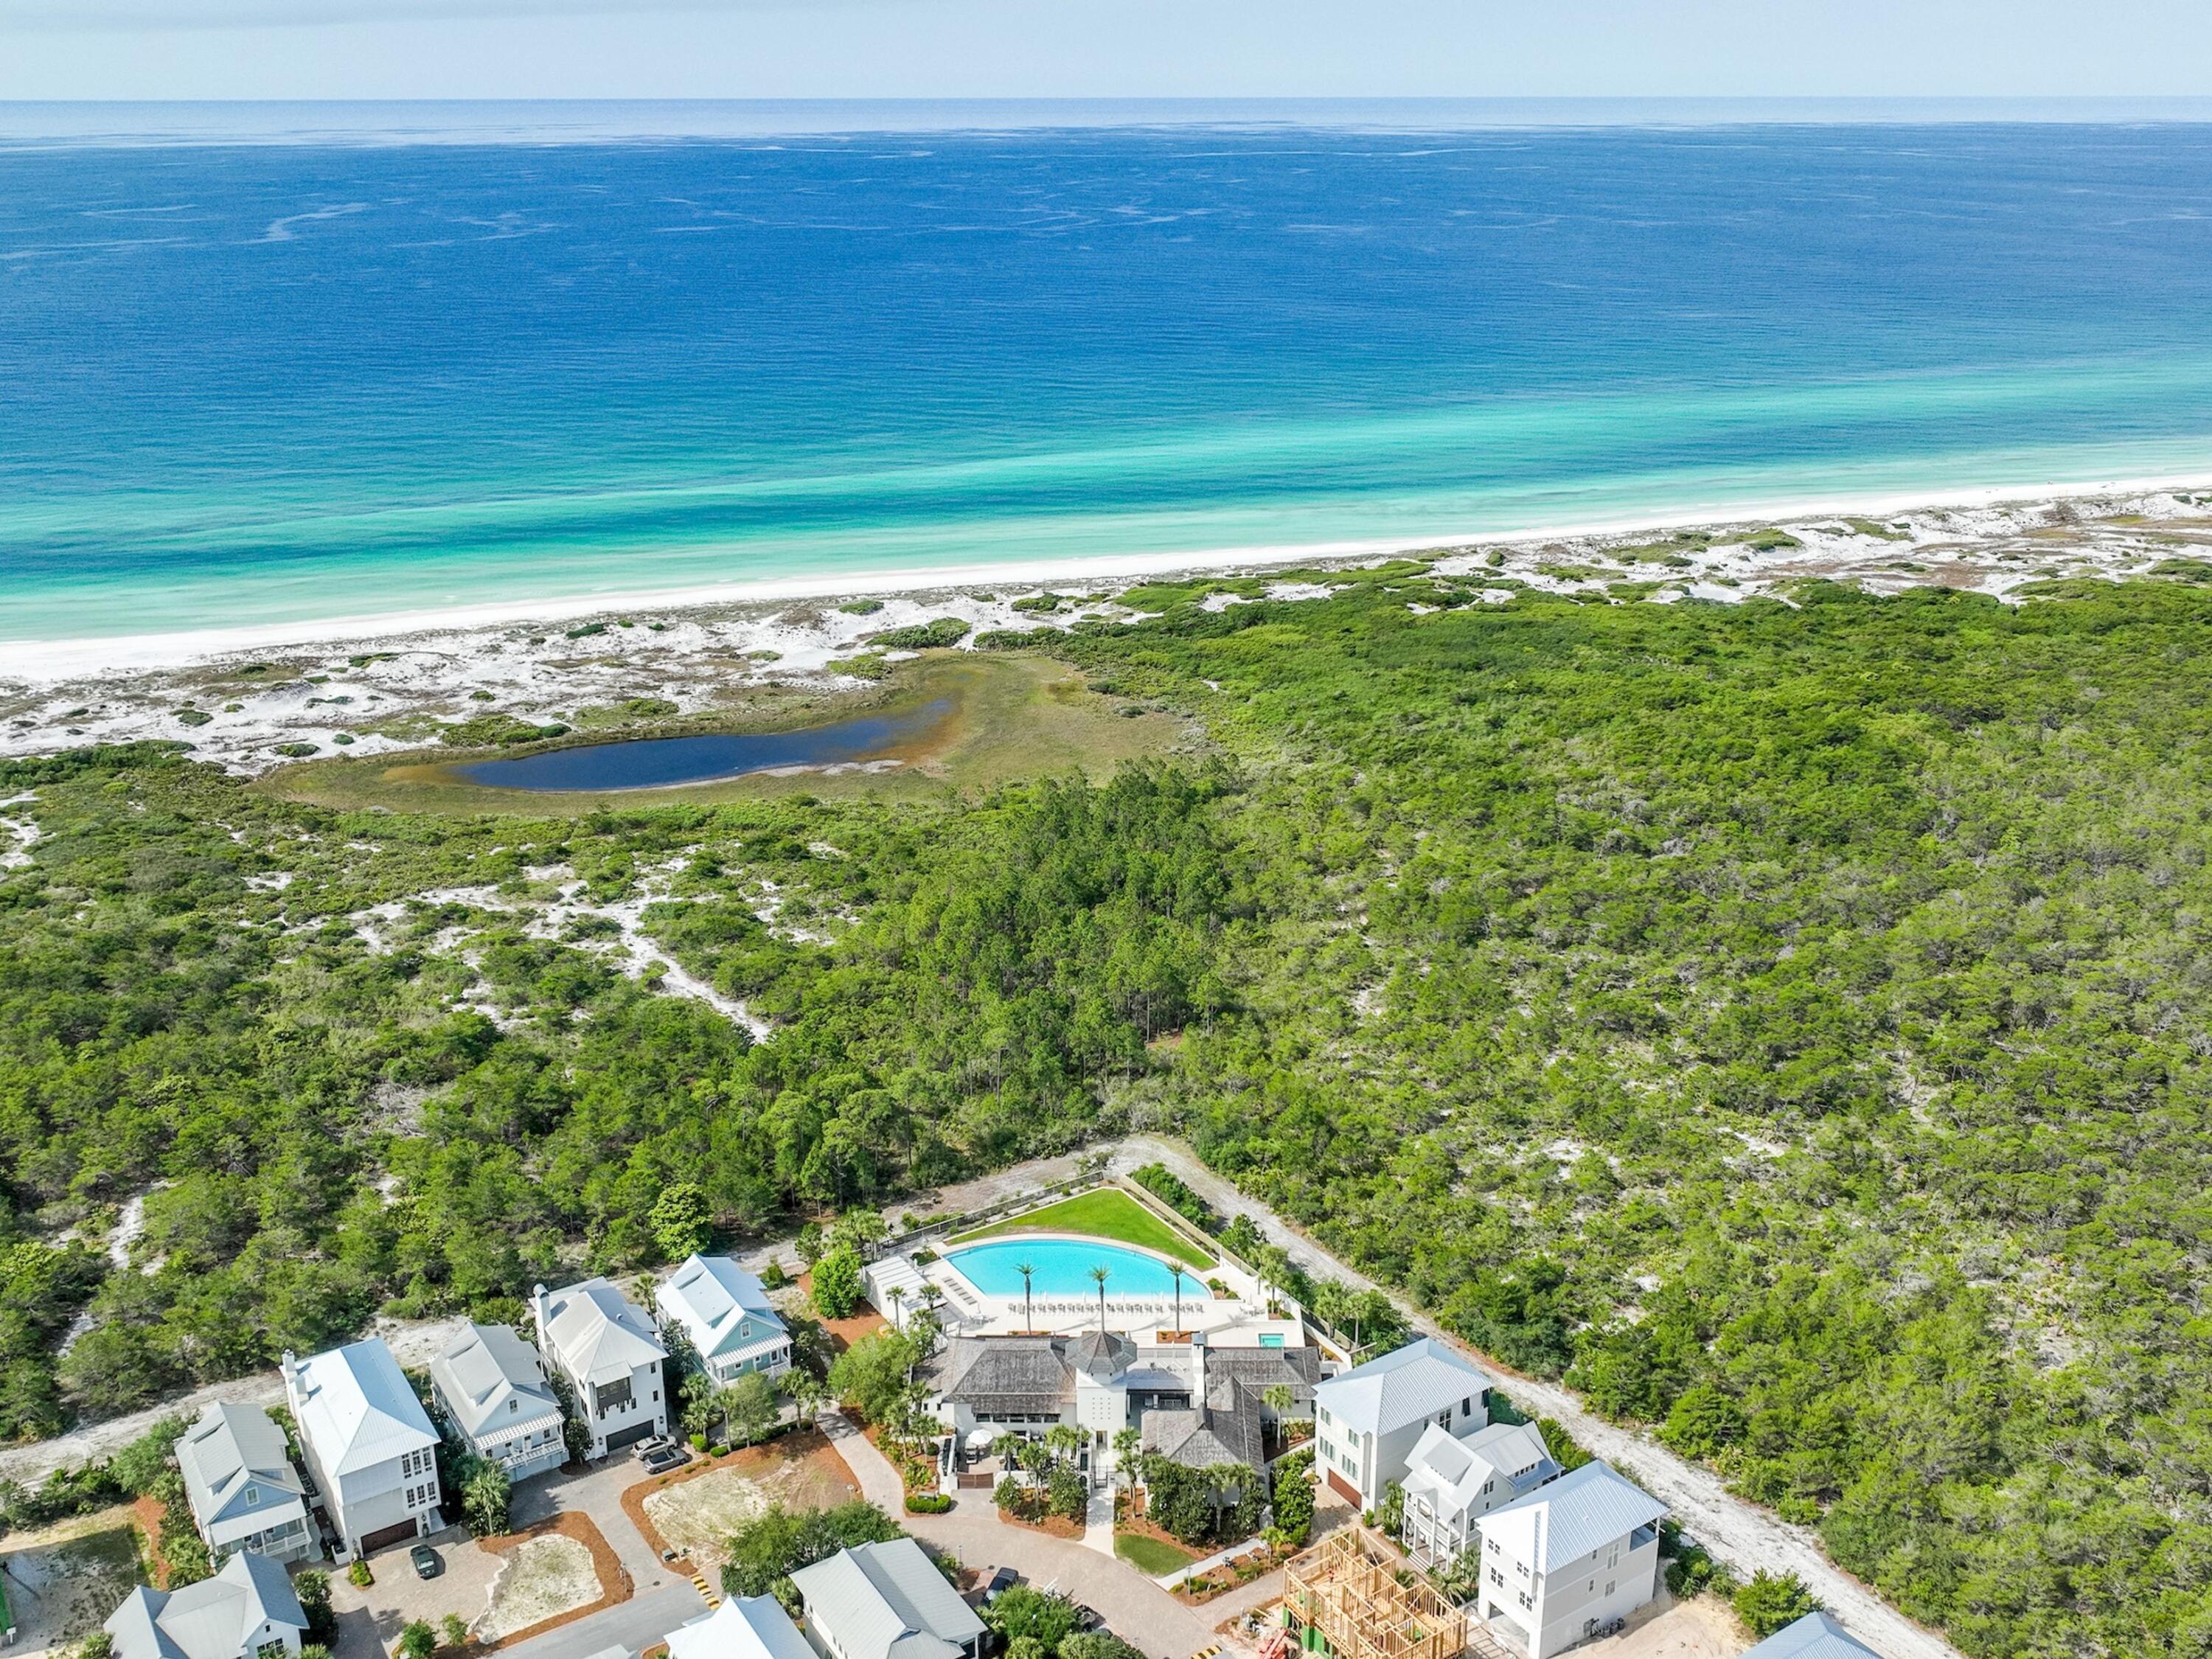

294,1570,335,1644
811,1246,863,1319
397,1620,437,1659
1270,1448,1315,1546
870,617,970,650
905,1492,953,1514
349,1558,374,1587
439,1615,469,1650
720,1500,904,1609
1734,1571,1822,1637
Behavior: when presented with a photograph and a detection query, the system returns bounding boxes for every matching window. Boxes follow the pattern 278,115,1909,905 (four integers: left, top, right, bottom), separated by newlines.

243,1484,258,1506
1606,1582,1616,1596
509,1398,520,1414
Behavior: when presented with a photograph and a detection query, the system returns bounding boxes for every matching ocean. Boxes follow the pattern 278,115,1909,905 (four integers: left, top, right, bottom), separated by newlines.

5,105,2212,643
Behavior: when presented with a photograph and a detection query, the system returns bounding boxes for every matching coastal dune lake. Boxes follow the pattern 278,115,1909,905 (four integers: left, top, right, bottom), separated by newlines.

451,698,954,791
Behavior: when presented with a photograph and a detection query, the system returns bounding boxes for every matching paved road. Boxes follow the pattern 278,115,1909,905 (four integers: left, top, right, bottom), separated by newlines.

821,1412,1229,1659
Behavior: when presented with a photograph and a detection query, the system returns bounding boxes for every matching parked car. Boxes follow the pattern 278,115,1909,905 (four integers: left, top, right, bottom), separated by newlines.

1070,1604,1103,1632
410,1543,443,1580
980,1567,1020,1605
639,1441,689,1475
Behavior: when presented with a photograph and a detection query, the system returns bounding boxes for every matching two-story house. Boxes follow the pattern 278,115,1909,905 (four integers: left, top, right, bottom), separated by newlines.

282,1338,442,1559
655,1255,793,1385
105,1552,307,1659
664,1594,816,1659
1470,1460,1667,1659
1401,1419,1561,1568
789,1539,984,1659
174,1402,316,1566
1311,1336,1493,1509
429,1322,568,1483
534,1277,669,1458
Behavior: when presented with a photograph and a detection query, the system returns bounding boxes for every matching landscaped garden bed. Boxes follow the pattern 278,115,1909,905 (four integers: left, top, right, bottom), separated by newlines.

949,1186,1216,1269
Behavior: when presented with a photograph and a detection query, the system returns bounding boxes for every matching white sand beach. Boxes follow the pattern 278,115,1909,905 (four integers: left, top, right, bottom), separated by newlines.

4,476,2210,779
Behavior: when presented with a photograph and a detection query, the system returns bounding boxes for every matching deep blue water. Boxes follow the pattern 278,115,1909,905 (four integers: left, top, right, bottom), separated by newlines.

452,698,953,790
5,115,2212,639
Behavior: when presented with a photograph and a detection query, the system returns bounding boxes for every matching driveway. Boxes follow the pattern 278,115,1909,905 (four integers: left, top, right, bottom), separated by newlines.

327,1526,502,1659
821,1413,1229,1659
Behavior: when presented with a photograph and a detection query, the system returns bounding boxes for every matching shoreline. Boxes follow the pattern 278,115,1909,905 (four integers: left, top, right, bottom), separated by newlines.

4,473,2211,780
7,466,2212,681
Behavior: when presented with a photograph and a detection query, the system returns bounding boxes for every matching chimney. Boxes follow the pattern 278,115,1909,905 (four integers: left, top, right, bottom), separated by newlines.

1189,1329,1208,1405
532,1284,549,1349
282,1350,308,1399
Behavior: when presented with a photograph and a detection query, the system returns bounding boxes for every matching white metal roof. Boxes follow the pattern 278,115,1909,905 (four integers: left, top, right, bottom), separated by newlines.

1481,1459,1667,1573
665,1596,816,1659
541,1278,668,1384
431,1322,564,1440
789,1540,984,1659
1312,1336,1492,1437
1742,1614,1886,1659
175,1402,303,1526
286,1338,438,1477
1403,1420,1558,1510
105,1551,306,1659
658,1255,787,1358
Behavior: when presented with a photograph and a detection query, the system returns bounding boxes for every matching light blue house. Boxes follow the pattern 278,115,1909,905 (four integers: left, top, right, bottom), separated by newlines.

655,1255,793,1384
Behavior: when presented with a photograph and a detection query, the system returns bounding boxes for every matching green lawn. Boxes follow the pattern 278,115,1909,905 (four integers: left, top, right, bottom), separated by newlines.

951,1187,1217,1270
1115,1530,1200,1576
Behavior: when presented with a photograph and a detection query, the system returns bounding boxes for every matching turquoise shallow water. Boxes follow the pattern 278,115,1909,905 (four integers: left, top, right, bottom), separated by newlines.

946,1239,1183,1300
4,114,2212,641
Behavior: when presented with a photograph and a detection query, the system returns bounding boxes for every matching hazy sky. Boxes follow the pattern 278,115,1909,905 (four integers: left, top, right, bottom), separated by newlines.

4,0,2211,103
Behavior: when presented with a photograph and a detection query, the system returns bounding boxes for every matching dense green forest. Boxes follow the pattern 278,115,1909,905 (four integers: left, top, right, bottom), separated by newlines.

6,569,2212,1659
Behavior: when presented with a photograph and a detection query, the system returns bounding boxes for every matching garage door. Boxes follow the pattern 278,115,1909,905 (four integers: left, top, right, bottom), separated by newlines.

360,1518,420,1554
605,1421,656,1454
1326,1470,1362,1506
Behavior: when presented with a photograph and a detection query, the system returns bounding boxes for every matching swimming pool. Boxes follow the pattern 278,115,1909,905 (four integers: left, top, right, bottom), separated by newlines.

943,1239,1187,1301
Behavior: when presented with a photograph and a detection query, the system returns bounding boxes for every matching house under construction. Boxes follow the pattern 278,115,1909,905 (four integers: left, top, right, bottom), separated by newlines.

1282,1526,1467,1659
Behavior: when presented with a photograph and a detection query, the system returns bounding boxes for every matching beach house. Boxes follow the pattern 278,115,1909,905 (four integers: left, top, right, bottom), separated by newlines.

1311,1336,1492,1509
173,1402,315,1567
655,1255,793,1384
104,1551,307,1659
282,1338,442,1559
429,1322,568,1482
1470,1460,1668,1659
789,1539,985,1659
534,1276,669,1458
1401,1419,1562,1568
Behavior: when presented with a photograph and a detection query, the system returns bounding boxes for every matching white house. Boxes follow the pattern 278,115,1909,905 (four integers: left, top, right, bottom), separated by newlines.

665,1595,816,1659
789,1538,986,1659
173,1403,315,1566
534,1277,669,1458
1401,1420,1561,1568
282,1338,442,1559
429,1322,568,1483
1741,1614,1885,1659
656,1255,793,1383
105,1551,307,1659
1471,1460,1667,1659
1311,1335,1492,1509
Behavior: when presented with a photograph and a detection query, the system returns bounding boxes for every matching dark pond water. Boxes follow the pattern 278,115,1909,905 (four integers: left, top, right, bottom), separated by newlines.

452,699,953,792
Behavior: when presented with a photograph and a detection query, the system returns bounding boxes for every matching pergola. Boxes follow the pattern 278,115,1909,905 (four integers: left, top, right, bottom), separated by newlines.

1282,1526,1466,1659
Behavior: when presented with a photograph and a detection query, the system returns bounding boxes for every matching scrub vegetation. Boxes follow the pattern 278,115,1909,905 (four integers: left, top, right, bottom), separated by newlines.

6,567,2212,1659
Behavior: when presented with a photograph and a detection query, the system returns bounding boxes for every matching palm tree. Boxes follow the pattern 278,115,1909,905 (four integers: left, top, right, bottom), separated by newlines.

1169,1263,1186,1333
1089,1263,1110,1329
888,1284,907,1329
1015,1261,1036,1332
